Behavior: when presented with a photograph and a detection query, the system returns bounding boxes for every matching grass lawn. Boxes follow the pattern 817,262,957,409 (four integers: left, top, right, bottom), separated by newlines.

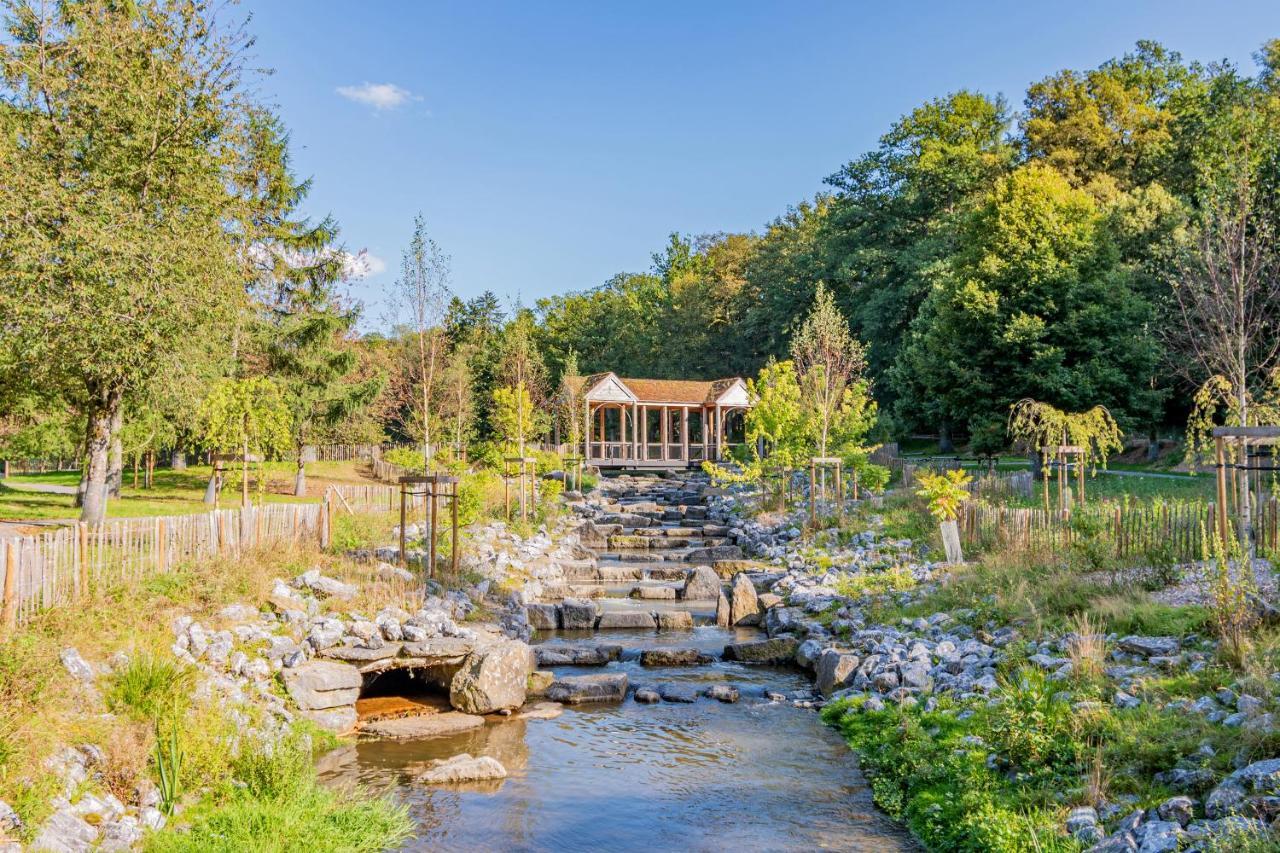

1,460,382,523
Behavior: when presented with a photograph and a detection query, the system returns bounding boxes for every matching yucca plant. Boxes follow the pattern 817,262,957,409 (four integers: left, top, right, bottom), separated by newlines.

155,714,184,815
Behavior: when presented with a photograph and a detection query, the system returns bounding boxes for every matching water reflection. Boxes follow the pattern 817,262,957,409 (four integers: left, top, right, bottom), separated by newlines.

318,624,916,852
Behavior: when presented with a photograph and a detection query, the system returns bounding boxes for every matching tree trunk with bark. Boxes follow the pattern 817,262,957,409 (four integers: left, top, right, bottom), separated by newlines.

80,387,121,524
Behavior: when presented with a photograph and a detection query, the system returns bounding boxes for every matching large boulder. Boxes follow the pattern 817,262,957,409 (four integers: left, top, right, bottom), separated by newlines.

282,661,361,710
657,611,694,630
815,650,860,696
715,591,731,628
722,637,799,664
545,673,629,704
729,573,760,626
449,640,535,714
1118,635,1180,657
684,545,742,563
681,566,722,601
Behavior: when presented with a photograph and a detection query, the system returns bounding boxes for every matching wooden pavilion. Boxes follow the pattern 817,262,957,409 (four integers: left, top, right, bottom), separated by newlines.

562,373,752,469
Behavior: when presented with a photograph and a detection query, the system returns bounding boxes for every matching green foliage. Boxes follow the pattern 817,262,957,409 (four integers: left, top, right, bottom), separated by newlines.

104,654,193,723
155,718,184,815
1008,399,1125,474
915,469,972,522
198,378,292,459
146,727,411,853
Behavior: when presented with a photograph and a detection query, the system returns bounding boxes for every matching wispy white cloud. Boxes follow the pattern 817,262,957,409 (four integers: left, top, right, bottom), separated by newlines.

246,244,386,281
350,250,387,278
335,82,418,111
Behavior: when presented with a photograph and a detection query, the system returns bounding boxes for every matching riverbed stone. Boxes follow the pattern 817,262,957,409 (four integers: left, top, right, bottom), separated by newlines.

545,673,629,704
681,566,722,600
534,645,620,667
527,670,555,695
730,573,760,626
418,753,507,784
634,687,661,703
362,711,485,739
658,683,698,703
639,647,714,667
684,545,743,563
514,701,564,720
1118,636,1180,657
596,611,656,630
705,684,740,703
723,637,800,664
559,598,598,630
282,660,361,710
450,640,535,714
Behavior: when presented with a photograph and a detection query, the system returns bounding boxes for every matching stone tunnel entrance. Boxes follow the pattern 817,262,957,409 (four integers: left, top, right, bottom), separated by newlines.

355,665,455,723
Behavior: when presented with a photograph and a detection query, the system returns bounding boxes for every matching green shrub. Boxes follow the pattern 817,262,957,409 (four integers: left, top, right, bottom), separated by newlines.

104,653,193,722
381,447,426,473
1068,506,1116,573
982,669,1080,772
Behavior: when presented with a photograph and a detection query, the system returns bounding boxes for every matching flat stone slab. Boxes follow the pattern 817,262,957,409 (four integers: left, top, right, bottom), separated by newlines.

685,545,742,563
545,673,629,704
534,644,621,667
596,611,657,630
630,585,677,600
361,711,485,739
320,643,402,663
400,638,474,661
658,683,698,703
283,660,361,710
513,701,565,721
656,611,694,630
723,637,800,664
639,647,715,667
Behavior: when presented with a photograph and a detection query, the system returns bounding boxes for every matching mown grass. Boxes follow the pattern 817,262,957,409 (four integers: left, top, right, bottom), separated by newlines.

0,460,379,522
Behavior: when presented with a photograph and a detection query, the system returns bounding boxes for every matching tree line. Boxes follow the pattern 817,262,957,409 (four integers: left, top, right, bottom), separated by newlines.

535,40,1280,453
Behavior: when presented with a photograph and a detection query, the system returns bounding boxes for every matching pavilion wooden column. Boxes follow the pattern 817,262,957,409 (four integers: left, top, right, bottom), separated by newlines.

598,407,606,456
701,407,708,460
583,401,591,462
640,405,647,460
681,407,690,464
715,403,723,460
665,404,675,458
631,402,638,462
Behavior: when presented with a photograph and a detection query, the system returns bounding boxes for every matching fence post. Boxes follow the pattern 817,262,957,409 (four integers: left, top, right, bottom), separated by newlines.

157,518,167,573
2,541,16,631
78,522,89,597
323,489,334,550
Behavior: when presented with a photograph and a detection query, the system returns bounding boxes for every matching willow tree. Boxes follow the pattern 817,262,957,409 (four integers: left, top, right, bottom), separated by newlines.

1008,398,1123,511
198,378,291,507
0,0,257,523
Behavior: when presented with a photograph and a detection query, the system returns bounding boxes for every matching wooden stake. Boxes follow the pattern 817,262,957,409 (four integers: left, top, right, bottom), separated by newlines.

3,541,17,631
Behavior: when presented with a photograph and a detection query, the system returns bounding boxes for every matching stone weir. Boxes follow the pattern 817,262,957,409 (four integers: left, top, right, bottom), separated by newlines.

526,474,776,632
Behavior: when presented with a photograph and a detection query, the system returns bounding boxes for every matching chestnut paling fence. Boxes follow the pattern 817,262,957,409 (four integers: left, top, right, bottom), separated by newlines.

0,484,413,631
957,496,1280,564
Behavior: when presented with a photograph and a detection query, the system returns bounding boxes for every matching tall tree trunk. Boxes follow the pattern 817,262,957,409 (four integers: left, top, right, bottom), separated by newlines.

74,430,89,508
145,450,154,489
81,387,121,524
171,449,186,470
938,421,955,454
107,407,123,498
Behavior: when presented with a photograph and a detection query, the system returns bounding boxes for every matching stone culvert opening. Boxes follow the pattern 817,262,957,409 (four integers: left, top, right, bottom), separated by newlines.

356,665,455,722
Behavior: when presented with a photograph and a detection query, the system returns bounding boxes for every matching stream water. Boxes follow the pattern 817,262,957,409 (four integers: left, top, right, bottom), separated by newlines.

317,619,916,852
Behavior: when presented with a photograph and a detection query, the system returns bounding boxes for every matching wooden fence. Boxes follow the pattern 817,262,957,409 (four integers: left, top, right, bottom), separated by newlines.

0,483,419,631
952,497,1272,564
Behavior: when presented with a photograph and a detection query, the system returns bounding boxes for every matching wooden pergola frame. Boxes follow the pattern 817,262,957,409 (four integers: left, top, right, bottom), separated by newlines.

1212,426,1280,544
398,474,459,577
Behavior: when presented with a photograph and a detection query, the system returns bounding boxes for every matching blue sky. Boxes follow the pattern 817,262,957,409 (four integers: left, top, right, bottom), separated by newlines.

243,1,1280,328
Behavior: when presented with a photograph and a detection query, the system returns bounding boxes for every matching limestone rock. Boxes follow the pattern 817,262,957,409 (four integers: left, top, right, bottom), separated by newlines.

815,650,860,696
282,660,361,710
450,640,535,715
723,637,800,664
1206,757,1280,818
545,673,629,704
705,684,740,703
639,647,714,667
681,565,722,601
595,611,656,630
729,572,760,626
300,706,358,734
527,670,555,695
656,611,694,630
418,753,507,784
559,598,598,630
362,711,484,739
715,591,731,628
525,603,559,631
658,683,698,703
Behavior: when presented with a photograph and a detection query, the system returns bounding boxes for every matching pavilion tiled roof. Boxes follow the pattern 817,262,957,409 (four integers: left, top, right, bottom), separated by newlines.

563,373,744,405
